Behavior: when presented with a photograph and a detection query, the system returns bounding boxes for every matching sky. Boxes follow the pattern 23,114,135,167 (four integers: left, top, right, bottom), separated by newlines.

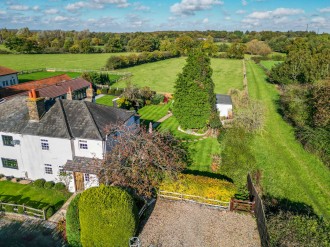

0,0,330,33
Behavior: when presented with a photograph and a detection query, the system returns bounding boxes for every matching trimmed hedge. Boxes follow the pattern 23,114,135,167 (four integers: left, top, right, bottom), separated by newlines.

54,182,66,191
45,206,54,219
33,179,46,188
44,181,55,189
160,174,236,202
66,194,82,247
79,185,138,247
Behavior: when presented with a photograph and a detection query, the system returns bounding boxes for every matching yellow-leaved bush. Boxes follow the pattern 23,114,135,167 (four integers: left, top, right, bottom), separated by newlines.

159,174,236,202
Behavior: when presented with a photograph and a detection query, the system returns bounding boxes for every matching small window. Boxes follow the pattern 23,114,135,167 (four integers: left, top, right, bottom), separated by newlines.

84,173,90,182
79,140,88,149
41,139,49,150
44,164,53,174
2,135,14,146
59,165,66,176
2,158,18,169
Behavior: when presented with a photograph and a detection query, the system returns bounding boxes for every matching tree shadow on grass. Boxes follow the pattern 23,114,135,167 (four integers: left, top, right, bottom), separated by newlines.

0,217,66,247
182,169,234,183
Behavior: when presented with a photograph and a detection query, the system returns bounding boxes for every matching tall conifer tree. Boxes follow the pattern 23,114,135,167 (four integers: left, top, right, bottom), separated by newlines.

173,50,216,129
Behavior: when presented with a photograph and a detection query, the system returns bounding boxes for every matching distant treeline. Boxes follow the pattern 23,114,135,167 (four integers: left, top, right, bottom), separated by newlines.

1,27,329,54
105,51,179,70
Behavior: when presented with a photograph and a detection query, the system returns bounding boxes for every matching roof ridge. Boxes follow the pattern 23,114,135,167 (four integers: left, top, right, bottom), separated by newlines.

83,101,103,140
58,99,73,139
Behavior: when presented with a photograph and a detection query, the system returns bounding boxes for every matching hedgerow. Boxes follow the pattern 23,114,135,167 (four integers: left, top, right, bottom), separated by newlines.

78,186,138,247
66,194,82,247
159,174,236,202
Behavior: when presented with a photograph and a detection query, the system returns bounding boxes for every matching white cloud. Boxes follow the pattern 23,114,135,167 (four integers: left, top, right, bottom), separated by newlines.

8,5,29,11
170,0,224,16
0,10,6,15
319,7,330,13
133,2,150,11
54,15,70,22
311,17,326,25
65,2,90,11
225,16,231,20
242,0,247,6
202,18,209,23
44,8,59,14
92,0,130,8
236,9,246,14
32,6,40,11
247,8,304,19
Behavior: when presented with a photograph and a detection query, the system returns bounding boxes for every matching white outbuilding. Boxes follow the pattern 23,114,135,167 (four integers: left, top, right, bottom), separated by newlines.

216,94,233,118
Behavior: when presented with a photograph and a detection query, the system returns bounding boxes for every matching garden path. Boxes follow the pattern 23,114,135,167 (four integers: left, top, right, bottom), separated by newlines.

152,112,172,128
48,193,77,224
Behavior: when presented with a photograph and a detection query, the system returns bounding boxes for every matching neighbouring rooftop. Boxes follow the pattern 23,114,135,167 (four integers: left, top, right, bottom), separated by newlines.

216,94,232,105
0,66,18,76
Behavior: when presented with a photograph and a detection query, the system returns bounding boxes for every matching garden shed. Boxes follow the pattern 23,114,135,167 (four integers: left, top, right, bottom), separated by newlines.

216,94,233,118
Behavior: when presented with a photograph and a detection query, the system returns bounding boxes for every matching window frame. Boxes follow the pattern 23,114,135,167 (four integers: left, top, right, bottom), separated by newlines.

41,139,49,150
79,140,88,150
2,135,14,146
44,164,53,174
2,158,18,169
84,173,90,182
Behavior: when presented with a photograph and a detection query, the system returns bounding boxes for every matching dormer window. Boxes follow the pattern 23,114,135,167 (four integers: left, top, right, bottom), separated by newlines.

79,140,88,149
2,135,14,146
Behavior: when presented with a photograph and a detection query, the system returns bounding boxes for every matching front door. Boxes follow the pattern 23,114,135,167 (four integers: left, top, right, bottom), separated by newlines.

74,172,84,191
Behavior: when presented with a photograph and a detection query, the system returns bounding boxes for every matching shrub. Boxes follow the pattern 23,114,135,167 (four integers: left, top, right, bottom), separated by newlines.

0,174,4,179
33,178,46,188
96,89,101,95
4,203,14,213
17,206,25,214
151,94,164,105
100,88,108,94
44,181,55,189
79,186,138,247
160,174,236,203
45,206,55,219
54,182,66,191
66,194,82,247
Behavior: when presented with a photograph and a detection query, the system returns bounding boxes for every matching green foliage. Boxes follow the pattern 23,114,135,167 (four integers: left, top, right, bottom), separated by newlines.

82,72,110,85
267,212,330,247
45,206,55,219
173,50,216,129
17,206,25,214
209,112,222,129
44,181,55,189
220,127,256,187
54,182,66,191
4,203,14,212
33,179,46,188
79,186,138,247
151,94,164,105
227,42,246,59
66,194,82,247
127,35,159,52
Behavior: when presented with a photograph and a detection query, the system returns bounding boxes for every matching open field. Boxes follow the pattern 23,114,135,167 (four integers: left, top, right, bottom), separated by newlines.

246,61,330,218
0,181,71,211
114,57,243,94
18,71,81,83
0,52,135,70
259,60,282,70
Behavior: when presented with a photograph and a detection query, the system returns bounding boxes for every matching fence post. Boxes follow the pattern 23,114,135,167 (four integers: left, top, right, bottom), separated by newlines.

22,204,25,214
43,209,46,220
229,198,234,211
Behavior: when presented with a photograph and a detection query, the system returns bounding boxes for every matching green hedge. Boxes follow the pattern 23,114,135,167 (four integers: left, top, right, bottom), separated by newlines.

79,185,138,247
66,194,82,247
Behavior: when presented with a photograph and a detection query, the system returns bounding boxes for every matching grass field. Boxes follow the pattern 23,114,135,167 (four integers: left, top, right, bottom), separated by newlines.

18,71,81,83
113,57,243,94
260,60,282,70
0,52,135,70
95,95,118,106
247,61,330,218
138,103,170,126
0,181,71,211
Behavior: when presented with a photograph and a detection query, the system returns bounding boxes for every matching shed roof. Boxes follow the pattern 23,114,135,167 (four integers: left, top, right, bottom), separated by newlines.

64,156,103,174
216,94,232,105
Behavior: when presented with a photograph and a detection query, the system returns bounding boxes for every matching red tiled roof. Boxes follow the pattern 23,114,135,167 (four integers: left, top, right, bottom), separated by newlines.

0,74,71,98
0,66,18,76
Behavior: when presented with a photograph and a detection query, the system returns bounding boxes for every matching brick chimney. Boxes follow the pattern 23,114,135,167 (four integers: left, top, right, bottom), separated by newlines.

67,87,73,100
85,83,95,102
26,89,45,121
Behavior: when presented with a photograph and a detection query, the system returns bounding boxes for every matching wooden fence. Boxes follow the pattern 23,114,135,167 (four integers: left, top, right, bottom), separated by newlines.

158,190,230,210
46,68,132,76
247,174,270,247
18,68,46,75
230,198,255,213
0,201,45,220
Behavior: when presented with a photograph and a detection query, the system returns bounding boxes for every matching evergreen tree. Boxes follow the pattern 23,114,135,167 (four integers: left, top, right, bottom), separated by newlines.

173,50,216,129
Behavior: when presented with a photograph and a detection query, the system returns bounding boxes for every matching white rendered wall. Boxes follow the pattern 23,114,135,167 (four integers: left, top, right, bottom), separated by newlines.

0,74,18,88
216,104,232,118
73,139,103,159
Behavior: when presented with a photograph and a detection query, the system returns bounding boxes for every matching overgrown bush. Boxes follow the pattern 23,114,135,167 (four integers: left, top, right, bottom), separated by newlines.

33,179,46,188
160,174,236,202
54,182,66,191
79,186,138,247
151,94,164,105
4,203,14,212
17,206,25,214
44,181,55,189
66,194,82,247
45,206,55,219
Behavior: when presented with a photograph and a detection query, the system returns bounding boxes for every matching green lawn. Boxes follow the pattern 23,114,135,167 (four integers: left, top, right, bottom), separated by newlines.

0,52,135,70
247,61,330,218
112,57,243,94
138,103,170,125
0,181,71,211
18,71,81,83
260,60,282,70
95,95,118,106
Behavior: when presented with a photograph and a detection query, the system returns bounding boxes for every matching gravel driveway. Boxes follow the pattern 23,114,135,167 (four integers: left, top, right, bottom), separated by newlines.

139,199,261,247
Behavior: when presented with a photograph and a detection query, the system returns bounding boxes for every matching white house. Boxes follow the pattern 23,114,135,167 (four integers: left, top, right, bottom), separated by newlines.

0,89,139,192
216,94,233,118
0,66,19,88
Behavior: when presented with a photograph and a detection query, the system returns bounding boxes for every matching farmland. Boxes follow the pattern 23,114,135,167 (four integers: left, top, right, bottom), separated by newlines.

247,61,330,218
18,71,81,83
259,60,282,70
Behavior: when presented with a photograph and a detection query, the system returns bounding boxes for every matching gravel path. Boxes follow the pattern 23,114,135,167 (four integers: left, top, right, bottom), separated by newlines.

139,199,260,247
